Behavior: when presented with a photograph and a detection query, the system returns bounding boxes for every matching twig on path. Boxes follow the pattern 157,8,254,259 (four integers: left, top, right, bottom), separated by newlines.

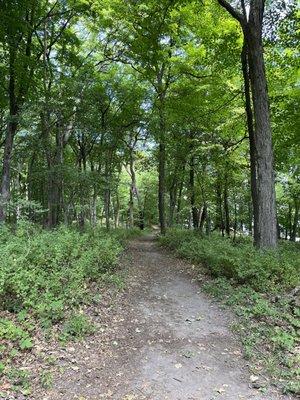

173,377,183,383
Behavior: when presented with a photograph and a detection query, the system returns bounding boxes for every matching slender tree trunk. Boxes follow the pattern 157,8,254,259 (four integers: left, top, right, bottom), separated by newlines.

206,210,211,235
241,42,259,243
176,163,185,224
104,161,111,230
216,181,225,236
168,169,178,227
288,204,292,240
91,190,97,226
233,199,238,241
223,171,230,237
114,192,120,228
128,187,134,228
158,138,166,234
169,186,177,227
157,71,167,235
128,153,144,230
290,200,299,242
189,155,198,229
199,204,207,233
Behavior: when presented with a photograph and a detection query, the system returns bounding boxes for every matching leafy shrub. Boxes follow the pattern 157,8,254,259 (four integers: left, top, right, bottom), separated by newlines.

61,313,95,339
160,229,300,292
0,318,33,350
0,222,123,324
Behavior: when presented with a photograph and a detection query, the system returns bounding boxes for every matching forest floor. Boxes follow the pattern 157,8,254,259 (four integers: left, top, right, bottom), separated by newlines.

24,235,294,400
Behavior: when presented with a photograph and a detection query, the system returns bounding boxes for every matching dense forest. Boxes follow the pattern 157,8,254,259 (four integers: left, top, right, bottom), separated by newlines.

0,0,299,399
0,0,298,245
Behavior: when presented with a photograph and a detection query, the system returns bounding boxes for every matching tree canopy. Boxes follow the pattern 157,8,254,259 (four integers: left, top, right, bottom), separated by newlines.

0,0,299,246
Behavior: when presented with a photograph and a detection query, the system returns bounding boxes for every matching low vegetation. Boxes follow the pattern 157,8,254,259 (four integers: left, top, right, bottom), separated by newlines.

160,229,300,394
0,222,137,395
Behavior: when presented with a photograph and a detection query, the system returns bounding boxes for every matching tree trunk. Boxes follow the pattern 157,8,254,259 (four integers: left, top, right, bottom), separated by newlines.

158,139,166,234
0,46,19,222
241,42,259,243
233,199,238,241
216,181,225,236
169,173,178,227
104,160,111,231
114,192,120,228
199,204,207,233
128,187,134,228
128,153,144,230
218,0,277,249
176,163,185,224
223,171,230,237
157,70,167,235
0,118,18,222
189,155,199,229
290,200,299,242
245,5,277,248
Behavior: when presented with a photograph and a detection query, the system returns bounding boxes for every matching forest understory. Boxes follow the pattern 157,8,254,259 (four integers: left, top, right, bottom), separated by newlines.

0,230,299,399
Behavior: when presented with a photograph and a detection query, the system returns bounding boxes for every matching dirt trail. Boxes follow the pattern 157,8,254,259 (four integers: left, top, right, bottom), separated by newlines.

36,235,292,400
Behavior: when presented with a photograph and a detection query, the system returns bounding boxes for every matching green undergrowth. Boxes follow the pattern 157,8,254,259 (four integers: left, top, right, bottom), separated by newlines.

0,221,140,395
159,229,300,395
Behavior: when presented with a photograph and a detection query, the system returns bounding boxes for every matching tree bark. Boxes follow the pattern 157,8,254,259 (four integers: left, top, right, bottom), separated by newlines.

189,155,199,229
199,204,207,233
218,0,277,248
216,180,225,236
223,172,230,237
290,199,299,242
0,46,19,222
241,42,259,243
104,160,111,231
158,139,166,234
245,16,277,248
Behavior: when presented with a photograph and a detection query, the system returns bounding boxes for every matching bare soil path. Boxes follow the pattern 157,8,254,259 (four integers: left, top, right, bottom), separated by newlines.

36,235,292,400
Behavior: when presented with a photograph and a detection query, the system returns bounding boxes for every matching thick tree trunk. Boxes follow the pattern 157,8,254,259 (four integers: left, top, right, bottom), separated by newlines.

245,5,277,248
0,117,18,222
0,47,19,223
218,0,277,249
